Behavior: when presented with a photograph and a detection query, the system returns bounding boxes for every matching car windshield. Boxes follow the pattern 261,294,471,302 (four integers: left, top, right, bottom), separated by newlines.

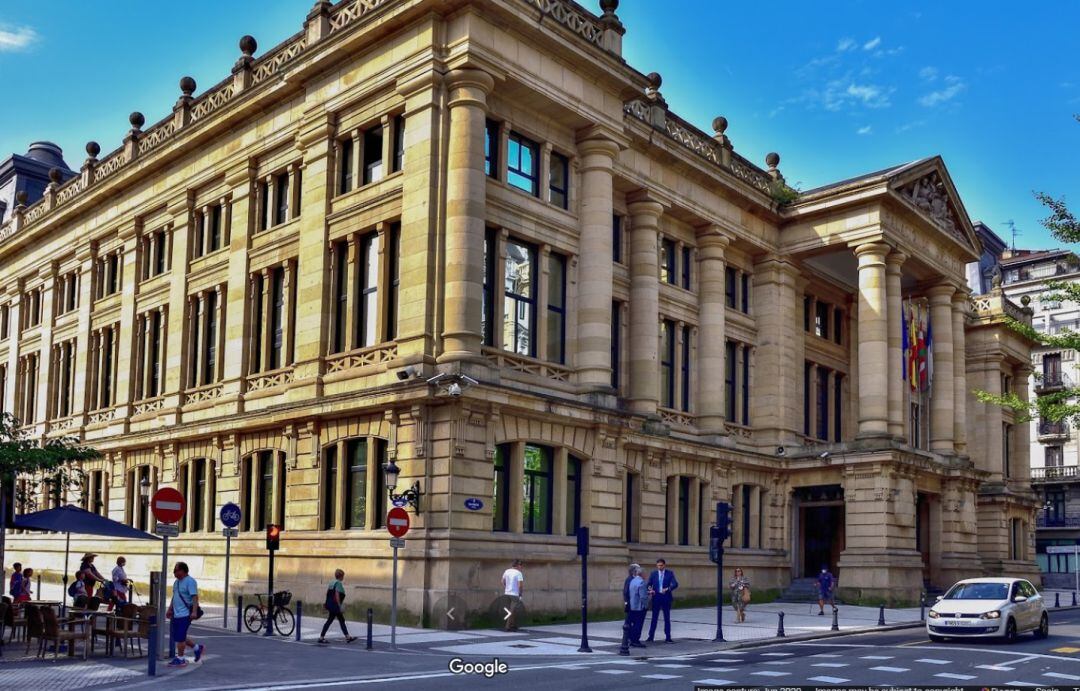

943,583,1009,600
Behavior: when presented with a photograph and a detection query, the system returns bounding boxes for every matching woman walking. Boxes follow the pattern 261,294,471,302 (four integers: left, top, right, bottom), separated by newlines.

730,568,751,623
319,569,357,644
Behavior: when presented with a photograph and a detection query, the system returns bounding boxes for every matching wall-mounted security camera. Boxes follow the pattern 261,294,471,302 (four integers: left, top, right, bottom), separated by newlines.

396,365,421,381
818,451,831,459
776,446,786,457
447,382,463,397
426,372,478,397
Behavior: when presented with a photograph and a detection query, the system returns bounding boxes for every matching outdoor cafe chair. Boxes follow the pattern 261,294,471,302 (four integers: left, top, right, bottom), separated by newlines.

39,605,91,661
3,597,26,643
107,603,140,657
23,605,44,656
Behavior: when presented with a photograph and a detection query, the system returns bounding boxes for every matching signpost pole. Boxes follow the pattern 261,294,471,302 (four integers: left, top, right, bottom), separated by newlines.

224,531,232,629
714,545,724,642
390,543,399,649
1074,543,1078,596
266,547,275,637
577,526,591,653
158,535,168,660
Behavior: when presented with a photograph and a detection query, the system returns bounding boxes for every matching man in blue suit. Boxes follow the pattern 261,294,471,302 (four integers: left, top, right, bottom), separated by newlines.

646,558,678,642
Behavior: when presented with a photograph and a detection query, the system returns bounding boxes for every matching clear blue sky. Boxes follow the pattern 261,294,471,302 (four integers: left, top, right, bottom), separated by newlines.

1,1,1076,250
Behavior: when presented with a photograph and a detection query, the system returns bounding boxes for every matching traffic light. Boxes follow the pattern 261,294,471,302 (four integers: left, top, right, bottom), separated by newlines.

709,525,722,564
266,523,282,551
716,501,733,543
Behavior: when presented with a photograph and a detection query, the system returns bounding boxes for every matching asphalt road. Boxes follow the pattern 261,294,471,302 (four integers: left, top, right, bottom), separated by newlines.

99,608,1080,690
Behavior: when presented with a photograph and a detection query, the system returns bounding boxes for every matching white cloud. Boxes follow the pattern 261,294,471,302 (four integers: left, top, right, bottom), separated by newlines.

837,37,857,52
857,125,873,135
918,75,965,107
863,36,882,51
896,120,928,133
845,82,891,108
0,25,37,52
919,66,939,82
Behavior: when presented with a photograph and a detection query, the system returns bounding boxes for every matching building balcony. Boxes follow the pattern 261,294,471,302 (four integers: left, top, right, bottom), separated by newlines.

1036,513,1080,528
1032,465,1080,483
1035,372,1071,394
1038,420,1071,442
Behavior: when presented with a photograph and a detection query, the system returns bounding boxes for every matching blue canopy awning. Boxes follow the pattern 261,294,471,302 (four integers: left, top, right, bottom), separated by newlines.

14,504,160,541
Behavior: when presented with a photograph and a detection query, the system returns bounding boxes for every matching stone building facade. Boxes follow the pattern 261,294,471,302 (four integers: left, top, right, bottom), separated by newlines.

1,0,1037,621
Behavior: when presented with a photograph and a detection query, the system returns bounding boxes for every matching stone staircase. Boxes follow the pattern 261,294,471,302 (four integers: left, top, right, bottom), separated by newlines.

779,577,832,603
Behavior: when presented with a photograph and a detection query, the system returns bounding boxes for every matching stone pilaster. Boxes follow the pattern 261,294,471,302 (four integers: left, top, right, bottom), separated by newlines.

853,242,890,438
696,228,730,434
927,283,955,454
1012,364,1032,482
223,165,255,404
574,132,620,389
438,68,494,364
751,257,803,443
885,251,906,439
626,193,664,415
951,291,968,456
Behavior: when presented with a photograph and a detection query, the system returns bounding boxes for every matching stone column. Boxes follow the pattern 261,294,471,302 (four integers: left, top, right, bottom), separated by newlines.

951,291,968,455
927,284,956,454
575,133,620,389
1013,365,1032,482
885,251,906,439
626,194,664,415
260,268,273,369
509,441,525,533
854,242,890,437
553,447,568,535
689,476,701,546
696,230,730,433
438,68,494,363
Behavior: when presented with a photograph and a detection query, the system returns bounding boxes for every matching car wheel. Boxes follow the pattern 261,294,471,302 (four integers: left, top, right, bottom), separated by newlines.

1004,617,1018,643
1034,613,1049,640
928,634,945,643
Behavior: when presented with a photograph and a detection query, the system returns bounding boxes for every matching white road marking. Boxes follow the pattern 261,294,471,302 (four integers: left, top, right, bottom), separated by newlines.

870,666,909,672
977,664,1015,671
701,667,738,672
810,653,843,658
641,674,682,680
859,655,893,660
595,670,632,675
761,652,794,656
809,676,850,684
1004,682,1041,687
1044,672,1080,681
750,670,790,677
935,673,976,680
763,660,793,665
654,664,690,669
811,662,849,668
693,680,735,686
916,658,951,665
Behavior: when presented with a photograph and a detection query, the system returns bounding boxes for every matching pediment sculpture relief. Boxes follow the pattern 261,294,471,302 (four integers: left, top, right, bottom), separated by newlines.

898,171,964,241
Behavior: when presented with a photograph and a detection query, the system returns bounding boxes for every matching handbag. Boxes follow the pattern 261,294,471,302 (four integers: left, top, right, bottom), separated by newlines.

177,584,205,620
740,586,752,604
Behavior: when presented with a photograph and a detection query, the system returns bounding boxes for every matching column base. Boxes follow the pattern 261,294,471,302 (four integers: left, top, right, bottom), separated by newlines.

435,350,488,365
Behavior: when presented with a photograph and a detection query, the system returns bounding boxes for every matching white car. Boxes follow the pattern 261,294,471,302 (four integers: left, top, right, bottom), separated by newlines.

927,577,1048,642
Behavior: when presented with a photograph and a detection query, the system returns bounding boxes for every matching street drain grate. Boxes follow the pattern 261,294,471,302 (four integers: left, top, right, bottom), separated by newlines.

510,643,536,648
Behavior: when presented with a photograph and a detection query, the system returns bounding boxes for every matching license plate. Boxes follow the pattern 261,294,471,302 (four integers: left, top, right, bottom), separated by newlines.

942,619,968,626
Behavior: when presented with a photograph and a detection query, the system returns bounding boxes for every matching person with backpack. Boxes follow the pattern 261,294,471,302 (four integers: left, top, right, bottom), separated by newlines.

166,561,204,666
319,569,357,644
8,562,22,599
68,570,88,603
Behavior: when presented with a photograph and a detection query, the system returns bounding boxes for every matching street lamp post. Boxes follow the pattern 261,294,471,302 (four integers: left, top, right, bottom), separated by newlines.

383,460,422,513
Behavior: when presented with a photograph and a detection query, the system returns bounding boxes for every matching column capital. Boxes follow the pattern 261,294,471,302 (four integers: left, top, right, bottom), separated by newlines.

696,225,732,252
926,283,956,302
852,241,891,261
444,68,495,108
626,190,666,219
951,287,971,305
885,250,907,273
575,130,622,164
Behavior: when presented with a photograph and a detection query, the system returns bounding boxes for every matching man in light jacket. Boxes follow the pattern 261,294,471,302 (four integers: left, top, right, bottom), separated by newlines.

628,565,649,647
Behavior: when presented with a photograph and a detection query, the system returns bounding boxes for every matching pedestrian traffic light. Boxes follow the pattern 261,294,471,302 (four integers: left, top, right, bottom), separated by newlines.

709,525,722,564
716,501,733,542
266,523,282,551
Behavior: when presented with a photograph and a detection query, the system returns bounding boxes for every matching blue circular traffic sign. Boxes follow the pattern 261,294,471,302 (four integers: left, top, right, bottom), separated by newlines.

219,502,242,528
464,498,483,511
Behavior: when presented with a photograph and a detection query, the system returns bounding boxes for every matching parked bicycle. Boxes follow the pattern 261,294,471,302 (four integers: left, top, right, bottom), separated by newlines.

243,590,295,636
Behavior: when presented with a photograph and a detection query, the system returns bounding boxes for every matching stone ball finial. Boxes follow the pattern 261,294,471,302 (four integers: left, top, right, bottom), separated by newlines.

129,111,145,130
179,76,197,97
646,72,662,89
48,167,62,184
239,35,257,57
15,190,27,206
712,116,728,135
1021,294,1032,306
599,0,619,13
85,141,101,158
765,152,780,169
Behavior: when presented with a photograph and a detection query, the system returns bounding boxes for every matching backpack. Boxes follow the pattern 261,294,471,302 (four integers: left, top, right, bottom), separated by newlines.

68,581,81,598
325,584,345,611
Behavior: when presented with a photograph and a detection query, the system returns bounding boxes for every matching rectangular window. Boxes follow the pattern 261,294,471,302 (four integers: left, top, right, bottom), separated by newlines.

741,273,750,313
725,267,737,308
678,476,690,546
612,215,622,264
484,119,499,178
680,325,691,412
611,301,621,390
725,340,737,422
274,174,289,226
624,472,637,542
803,296,811,331
386,224,400,341
259,180,270,231
149,312,161,397
101,328,114,406
493,444,509,532
803,362,811,436
741,484,752,549
270,268,285,370
345,439,367,529
373,439,387,529
546,253,566,364
258,451,274,530
548,151,568,209
209,205,222,252
816,366,830,440
108,255,120,295
815,301,829,338
660,238,676,284
138,466,150,532
522,444,553,534
660,319,676,408
503,239,537,357
204,290,218,385
1003,423,1012,478
358,232,380,348
92,471,104,516
193,214,204,258
741,345,750,425
192,460,205,533
566,456,581,536
154,231,167,275
362,126,384,185
833,307,843,343
332,242,348,353
323,444,338,530
833,373,843,442
0,305,8,339
1046,445,1064,468
338,137,353,194
1044,353,1063,386
507,132,539,196
482,229,496,347
391,114,405,173
681,246,692,290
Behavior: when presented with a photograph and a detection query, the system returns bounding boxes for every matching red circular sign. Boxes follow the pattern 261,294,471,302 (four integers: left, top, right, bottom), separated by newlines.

386,507,410,538
151,487,185,524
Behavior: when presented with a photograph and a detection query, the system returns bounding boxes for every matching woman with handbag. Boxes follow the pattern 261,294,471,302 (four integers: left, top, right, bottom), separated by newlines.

730,568,751,623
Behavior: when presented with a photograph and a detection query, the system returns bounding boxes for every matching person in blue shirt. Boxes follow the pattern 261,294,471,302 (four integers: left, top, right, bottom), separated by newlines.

627,565,649,647
645,558,679,643
166,561,204,666
8,562,22,599
817,566,836,615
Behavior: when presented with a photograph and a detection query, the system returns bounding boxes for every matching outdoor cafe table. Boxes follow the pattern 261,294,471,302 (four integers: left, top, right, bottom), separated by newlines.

67,609,116,656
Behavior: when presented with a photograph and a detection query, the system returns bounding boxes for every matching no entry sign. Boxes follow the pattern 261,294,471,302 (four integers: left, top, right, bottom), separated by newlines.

151,487,185,524
387,506,410,538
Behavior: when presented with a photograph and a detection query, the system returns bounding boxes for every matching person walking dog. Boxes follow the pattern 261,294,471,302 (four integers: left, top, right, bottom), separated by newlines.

730,568,751,623
646,558,678,642
319,569,357,644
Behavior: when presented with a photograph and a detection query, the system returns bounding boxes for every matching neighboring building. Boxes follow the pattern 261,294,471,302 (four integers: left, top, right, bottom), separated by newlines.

1,0,1038,619
997,248,1080,586
967,222,1008,295
0,142,76,225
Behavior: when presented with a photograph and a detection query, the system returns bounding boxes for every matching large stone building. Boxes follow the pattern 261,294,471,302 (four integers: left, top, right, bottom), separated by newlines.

1,0,1038,621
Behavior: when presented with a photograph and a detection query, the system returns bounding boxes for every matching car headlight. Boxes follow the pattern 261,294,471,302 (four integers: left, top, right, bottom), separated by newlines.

981,611,1001,620
927,610,940,619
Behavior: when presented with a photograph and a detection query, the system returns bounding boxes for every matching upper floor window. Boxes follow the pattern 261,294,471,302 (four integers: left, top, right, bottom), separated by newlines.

741,273,750,313
327,223,400,355
192,203,225,259
259,166,300,232
503,239,537,357
611,301,622,390
187,287,224,388
680,325,692,412
681,247,692,290
725,267,737,308
56,270,79,315
362,125,384,185
660,238,676,285
21,286,43,329
391,114,405,174
660,319,676,408
612,215,623,264
548,151,569,209
90,325,117,411
250,262,296,374
0,304,9,339
546,252,567,364
338,135,354,194
95,252,121,300
815,301,830,338
507,132,539,196
484,119,500,178
1046,445,1064,468
832,306,843,344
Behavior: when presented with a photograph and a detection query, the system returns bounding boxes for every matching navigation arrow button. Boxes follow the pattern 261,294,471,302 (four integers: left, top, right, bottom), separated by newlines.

447,608,456,621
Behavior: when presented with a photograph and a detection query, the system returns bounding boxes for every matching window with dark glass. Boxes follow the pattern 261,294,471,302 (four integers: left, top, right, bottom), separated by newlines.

258,451,275,530
681,246,692,289
484,119,499,178
1047,488,1066,525
387,224,400,341
391,114,405,173
270,267,285,370
373,439,388,529
815,301,829,338
493,444,509,532
741,484,752,549
611,301,622,390
833,307,843,343
1046,445,1064,468
274,173,289,226
149,311,161,397
507,132,539,196
92,471,104,515
241,458,252,531
192,459,205,533
678,476,690,546
1003,423,1012,478
362,126,384,185
660,320,675,408
725,340,737,422
548,151,568,209
503,239,537,357
803,296,811,331
358,232,380,348
741,345,750,425
204,290,218,386
612,215,622,263
345,439,367,529
0,304,8,339
741,273,750,313
546,253,566,363
523,444,553,534
482,229,496,347
138,466,150,532
259,180,270,231
660,238,676,284
566,455,581,536
680,325,691,412
1044,353,1063,386
816,366,830,440
725,267,737,308
338,137,353,194
332,241,348,353
803,362,811,436
209,206,222,252
107,255,120,296
833,373,843,441
624,472,637,542
323,444,338,530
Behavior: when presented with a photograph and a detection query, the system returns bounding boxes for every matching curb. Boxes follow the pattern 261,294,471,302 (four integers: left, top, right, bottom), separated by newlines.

726,620,924,650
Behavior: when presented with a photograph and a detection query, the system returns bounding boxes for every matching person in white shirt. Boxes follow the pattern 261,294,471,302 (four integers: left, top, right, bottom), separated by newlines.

112,556,129,608
501,559,524,631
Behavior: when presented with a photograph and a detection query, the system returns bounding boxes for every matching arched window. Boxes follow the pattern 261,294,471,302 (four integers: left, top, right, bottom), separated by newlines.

321,437,387,531
241,451,284,532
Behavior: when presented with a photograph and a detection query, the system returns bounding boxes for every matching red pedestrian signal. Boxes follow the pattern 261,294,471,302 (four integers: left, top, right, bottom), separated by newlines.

266,523,282,551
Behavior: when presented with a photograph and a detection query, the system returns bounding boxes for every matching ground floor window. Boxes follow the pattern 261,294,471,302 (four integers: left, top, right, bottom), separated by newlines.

493,442,583,536
321,437,388,531
241,450,285,532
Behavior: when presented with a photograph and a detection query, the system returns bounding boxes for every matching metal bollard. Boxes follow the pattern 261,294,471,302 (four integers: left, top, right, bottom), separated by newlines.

296,602,302,642
237,595,243,633
831,607,839,632
919,592,925,622
366,608,373,650
877,605,885,626
1056,592,1061,608
1074,591,1077,607
148,616,157,677
36,574,41,599
776,611,785,637
618,617,631,655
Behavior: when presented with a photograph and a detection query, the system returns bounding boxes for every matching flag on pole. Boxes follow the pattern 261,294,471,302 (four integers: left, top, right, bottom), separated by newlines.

902,299,910,384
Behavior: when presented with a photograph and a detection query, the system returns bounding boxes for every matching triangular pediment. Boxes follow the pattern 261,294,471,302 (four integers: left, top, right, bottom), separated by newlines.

887,157,980,260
